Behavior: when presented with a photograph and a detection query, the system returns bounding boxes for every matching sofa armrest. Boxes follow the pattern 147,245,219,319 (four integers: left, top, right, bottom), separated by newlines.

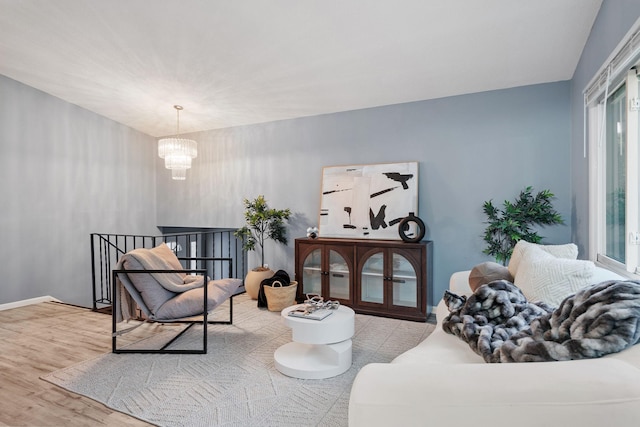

349,358,640,427
449,270,472,295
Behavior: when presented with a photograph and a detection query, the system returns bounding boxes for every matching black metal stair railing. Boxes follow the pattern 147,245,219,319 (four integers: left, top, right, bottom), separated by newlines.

91,229,247,312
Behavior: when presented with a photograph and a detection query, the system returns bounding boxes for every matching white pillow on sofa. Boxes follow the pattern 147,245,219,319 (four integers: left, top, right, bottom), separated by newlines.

514,244,595,306
508,240,578,278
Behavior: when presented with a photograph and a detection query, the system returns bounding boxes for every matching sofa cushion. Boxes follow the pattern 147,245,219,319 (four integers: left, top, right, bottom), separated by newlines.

392,299,484,365
514,244,595,306
468,261,513,292
349,358,640,427
508,240,578,278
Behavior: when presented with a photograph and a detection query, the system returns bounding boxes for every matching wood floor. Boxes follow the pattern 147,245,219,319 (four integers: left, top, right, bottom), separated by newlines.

0,302,152,427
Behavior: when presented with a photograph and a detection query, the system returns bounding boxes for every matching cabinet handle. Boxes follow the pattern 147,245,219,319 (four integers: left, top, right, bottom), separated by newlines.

391,278,406,283
332,273,344,278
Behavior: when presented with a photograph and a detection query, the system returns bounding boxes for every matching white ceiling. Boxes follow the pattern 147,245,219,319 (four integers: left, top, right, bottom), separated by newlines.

0,0,602,137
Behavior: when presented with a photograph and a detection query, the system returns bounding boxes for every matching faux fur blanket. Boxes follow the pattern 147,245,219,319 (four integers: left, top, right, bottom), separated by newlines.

442,279,640,362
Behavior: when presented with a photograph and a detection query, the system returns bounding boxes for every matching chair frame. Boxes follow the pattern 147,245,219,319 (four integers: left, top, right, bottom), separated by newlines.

112,257,235,354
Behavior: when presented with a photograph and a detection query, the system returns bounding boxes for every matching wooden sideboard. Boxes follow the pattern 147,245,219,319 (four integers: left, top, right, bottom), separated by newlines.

294,237,433,322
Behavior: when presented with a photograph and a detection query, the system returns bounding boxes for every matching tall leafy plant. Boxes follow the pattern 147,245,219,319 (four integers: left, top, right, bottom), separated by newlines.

482,186,564,265
234,195,291,269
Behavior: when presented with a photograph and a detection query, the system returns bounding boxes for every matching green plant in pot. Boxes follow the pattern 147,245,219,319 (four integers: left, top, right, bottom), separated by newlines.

235,195,291,299
482,186,564,266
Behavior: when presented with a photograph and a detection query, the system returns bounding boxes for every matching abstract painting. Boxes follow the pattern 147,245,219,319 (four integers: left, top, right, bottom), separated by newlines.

318,162,418,240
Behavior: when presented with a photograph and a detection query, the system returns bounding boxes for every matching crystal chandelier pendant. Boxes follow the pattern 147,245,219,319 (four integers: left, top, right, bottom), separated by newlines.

157,105,197,180
164,153,192,169
171,168,187,180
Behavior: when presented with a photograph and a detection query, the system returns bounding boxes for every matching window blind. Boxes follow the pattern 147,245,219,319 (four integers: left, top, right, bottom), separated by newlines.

584,17,640,106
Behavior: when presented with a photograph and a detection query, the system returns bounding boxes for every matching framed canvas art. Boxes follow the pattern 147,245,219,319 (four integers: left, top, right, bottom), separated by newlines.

318,162,418,240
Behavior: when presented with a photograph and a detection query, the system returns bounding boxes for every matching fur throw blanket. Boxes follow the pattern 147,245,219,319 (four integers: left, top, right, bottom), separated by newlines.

442,279,640,363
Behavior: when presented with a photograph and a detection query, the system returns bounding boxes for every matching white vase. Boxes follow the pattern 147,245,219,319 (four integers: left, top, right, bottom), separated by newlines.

245,268,275,300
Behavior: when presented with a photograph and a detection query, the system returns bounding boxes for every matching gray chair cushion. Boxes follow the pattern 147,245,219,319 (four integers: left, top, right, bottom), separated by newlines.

118,242,241,321
155,278,242,320
122,255,176,315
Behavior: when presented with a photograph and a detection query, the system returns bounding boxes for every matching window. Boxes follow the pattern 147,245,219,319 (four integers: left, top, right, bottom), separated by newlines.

585,21,640,275
605,83,626,264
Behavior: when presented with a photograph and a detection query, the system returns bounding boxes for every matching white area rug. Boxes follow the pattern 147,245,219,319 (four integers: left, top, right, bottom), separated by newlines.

42,294,434,427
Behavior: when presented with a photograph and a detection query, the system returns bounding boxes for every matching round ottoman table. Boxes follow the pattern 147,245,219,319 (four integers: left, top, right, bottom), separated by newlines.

274,304,355,379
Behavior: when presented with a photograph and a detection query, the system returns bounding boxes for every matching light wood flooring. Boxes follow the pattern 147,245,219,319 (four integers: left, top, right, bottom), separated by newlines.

0,302,151,427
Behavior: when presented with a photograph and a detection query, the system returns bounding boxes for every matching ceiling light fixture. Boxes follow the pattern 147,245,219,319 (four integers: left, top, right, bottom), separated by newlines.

158,105,197,180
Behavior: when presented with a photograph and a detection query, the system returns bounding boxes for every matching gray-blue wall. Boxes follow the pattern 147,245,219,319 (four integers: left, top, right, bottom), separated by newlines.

0,75,159,307
9,7,615,309
158,81,573,308
570,0,640,256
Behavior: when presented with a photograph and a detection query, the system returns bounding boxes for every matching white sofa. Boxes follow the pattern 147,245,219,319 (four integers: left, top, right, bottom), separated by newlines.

349,267,640,427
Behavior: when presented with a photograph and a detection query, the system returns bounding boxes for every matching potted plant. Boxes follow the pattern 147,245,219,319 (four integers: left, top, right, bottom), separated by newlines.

234,195,291,299
482,186,564,265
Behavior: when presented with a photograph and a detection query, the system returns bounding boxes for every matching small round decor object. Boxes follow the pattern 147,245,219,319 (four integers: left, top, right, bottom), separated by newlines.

398,212,425,242
306,226,318,239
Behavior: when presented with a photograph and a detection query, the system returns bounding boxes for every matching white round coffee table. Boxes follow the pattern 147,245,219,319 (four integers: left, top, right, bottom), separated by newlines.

274,304,355,379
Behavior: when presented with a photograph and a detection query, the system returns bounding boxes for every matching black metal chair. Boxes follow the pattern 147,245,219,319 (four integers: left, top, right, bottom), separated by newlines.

112,244,241,354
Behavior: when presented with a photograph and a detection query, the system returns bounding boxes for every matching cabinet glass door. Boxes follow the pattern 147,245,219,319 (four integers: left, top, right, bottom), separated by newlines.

328,250,350,300
360,252,384,304
302,249,322,295
391,253,418,308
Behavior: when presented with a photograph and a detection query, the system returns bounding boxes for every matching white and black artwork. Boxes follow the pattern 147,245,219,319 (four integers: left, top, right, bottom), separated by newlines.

319,162,418,240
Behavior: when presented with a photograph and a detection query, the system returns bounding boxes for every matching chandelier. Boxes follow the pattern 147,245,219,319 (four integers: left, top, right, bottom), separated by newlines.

158,105,197,180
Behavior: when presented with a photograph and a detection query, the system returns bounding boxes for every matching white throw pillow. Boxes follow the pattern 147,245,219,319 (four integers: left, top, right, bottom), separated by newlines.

514,245,595,306
508,240,578,278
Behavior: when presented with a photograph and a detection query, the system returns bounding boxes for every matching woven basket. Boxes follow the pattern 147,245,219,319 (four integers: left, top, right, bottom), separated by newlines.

264,280,298,312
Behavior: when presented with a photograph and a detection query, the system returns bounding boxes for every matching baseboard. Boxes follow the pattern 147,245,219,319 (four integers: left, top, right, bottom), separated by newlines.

0,296,62,312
